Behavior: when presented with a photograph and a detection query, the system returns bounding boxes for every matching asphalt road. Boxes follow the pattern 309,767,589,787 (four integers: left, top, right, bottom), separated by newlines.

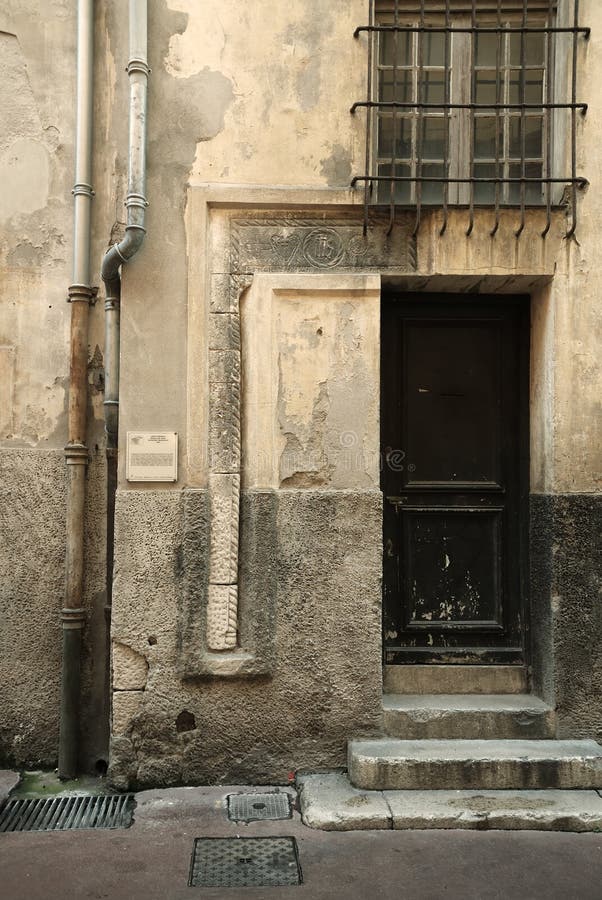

2,785,602,900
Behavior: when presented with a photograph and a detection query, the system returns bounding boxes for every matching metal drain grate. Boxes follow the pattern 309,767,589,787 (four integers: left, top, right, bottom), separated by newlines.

0,794,135,833
227,792,292,823
189,837,302,888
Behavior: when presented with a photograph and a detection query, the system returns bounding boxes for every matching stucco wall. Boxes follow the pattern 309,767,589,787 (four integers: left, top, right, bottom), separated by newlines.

0,2,108,770
1,0,601,779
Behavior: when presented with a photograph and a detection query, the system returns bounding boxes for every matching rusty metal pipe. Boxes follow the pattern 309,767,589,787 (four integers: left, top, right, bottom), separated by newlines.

60,0,96,780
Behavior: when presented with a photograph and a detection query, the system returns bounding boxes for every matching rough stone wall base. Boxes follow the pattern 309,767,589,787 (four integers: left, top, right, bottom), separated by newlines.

108,488,383,789
530,494,602,740
0,448,108,770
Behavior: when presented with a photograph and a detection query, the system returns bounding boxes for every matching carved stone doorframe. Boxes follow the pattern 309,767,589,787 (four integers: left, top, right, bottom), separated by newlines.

180,186,416,678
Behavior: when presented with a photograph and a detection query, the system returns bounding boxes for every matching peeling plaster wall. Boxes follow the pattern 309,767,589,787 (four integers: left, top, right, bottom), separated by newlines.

242,274,381,491
165,0,365,189
109,0,600,781
0,3,107,770
100,0,236,478
2,0,602,782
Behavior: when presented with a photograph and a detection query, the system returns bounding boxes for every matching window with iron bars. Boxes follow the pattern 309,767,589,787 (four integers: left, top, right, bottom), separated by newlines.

352,1,588,236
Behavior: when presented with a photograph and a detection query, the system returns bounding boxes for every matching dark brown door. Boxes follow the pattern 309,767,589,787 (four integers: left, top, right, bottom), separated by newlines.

381,296,529,665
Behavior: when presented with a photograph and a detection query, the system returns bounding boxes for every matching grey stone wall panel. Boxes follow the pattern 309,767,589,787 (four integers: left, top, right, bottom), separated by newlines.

0,449,107,770
0,450,64,767
109,488,383,788
530,494,602,740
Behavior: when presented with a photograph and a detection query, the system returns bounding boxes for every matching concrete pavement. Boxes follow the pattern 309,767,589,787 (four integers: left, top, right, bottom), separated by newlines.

1,780,602,899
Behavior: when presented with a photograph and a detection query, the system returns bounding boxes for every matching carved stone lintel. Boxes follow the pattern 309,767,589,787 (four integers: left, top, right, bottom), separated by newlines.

230,214,416,274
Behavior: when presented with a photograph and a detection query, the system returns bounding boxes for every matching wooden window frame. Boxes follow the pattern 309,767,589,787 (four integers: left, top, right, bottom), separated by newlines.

373,2,560,207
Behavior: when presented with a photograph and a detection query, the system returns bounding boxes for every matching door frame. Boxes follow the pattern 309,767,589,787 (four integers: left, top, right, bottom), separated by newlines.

380,292,531,666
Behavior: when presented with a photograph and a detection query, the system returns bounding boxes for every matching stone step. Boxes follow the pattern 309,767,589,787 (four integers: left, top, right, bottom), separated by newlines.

297,772,602,832
383,694,556,740
383,665,527,695
349,739,602,791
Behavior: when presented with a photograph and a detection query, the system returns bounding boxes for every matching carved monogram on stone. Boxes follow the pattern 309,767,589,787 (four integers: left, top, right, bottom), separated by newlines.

230,216,416,273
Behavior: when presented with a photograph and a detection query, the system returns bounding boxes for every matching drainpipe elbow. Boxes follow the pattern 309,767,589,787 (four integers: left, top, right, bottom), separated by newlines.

101,224,146,297
101,244,123,300
116,223,146,262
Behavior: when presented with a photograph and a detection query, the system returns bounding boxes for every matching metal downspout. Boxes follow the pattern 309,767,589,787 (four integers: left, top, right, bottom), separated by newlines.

60,0,96,780
101,0,148,451
101,0,149,716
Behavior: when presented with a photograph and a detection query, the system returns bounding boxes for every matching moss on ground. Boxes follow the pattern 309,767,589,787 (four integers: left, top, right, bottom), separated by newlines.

11,770,110,798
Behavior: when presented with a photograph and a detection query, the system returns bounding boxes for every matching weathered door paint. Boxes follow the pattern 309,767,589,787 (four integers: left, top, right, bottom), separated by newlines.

381,296,529,665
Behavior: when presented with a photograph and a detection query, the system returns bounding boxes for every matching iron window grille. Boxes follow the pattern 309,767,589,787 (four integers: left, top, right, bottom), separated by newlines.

351,1,589,237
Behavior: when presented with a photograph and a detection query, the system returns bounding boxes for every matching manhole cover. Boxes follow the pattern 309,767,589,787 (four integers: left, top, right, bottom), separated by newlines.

0,794,135,832
227,792,292,822
189,836,302,888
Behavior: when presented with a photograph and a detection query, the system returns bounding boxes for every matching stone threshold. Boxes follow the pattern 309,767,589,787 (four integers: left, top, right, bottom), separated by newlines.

297,772,602,832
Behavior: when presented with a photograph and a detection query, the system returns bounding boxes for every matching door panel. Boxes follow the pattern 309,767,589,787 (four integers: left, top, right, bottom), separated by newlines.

381,297,528,665
404,323,501,486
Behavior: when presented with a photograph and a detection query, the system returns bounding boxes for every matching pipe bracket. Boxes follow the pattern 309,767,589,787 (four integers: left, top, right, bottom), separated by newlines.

67,283,98,305
125,193,149,211
126,57,151,76
64,443,89,465
72,182,95,198
61,607,87,629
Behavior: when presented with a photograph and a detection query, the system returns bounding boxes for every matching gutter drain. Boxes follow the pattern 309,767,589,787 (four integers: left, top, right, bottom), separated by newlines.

0,794,135,832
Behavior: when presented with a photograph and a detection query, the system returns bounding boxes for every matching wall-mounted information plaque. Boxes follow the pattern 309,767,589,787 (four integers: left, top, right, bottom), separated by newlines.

126,431,178,482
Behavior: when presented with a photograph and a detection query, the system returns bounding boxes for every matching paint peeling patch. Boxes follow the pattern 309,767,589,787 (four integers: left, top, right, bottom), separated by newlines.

164,4,226,77
279,380,334,487
139,0,234,202
280,469,331,488
4,199,67,269
151,67,233,158
0,33,43,153
320,143,352,188
438,600,455,621
0,140,50,221
88,346,105,395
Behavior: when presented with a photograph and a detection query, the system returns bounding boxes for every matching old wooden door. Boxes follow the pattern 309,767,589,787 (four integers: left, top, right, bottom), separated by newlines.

381,296,529,665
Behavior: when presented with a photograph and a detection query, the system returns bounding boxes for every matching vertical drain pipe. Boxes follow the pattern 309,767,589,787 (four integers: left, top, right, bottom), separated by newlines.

101,0,149,677
102,0,148,442
60,0,96,779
